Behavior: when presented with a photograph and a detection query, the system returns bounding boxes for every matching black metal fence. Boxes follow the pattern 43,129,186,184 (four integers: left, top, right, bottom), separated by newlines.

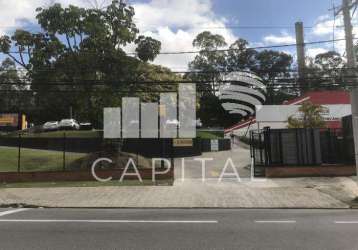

0,134,174,173
250,127,356,168
0,133,232,173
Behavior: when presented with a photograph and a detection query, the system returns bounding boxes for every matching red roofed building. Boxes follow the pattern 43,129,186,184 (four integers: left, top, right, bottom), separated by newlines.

225,90,352,135
283,91,351,105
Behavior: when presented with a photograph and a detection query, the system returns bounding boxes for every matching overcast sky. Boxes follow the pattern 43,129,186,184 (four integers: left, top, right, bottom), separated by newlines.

0,0,357,70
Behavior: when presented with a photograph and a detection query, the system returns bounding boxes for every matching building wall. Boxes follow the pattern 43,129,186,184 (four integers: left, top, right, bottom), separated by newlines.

256,105,352,123
233,104,352,138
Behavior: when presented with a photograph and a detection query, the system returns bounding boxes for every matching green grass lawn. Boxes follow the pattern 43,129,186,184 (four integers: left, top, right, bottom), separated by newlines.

4,129,223,139
0,129,224,173
0,146,86,172
2,130,102,138
0,146,173,187
197,130,224,139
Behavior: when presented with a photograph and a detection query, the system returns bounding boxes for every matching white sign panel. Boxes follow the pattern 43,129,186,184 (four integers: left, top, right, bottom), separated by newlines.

211,139,219,152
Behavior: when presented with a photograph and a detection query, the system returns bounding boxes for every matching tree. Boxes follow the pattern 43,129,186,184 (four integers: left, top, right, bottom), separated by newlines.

305,51,346,89
197,93,238,128
254,50,293,104
190,32,227,74
226,39,257,71
0,58,21,88
0,58,31,113
288,102,328,128
187,31,294,127
0,1,165,126
135,36,161,62
188,31,227,94
254,50,292,81
314,51,344,71
185,32,230,128
192,31,227,50
315,51,344,83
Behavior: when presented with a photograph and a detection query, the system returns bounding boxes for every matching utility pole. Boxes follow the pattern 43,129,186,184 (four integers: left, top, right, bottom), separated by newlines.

335,0,357,71
336,0,358,168
343,0,357,69
295,22,306,92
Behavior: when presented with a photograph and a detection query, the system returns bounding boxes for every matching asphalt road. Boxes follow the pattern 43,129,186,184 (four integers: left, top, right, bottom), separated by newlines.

1,208,358,250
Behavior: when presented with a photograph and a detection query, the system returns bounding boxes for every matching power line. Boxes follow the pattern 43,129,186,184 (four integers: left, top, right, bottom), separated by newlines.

138,24,316,30
0,75,358,86
0,84,355,93
154,38,358,55
140,23,358,31
1,67,357,76
0,24,315,30
3,38,357,56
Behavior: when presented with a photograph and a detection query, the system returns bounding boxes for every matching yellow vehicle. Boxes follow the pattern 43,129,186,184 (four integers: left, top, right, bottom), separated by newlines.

0,113,27,132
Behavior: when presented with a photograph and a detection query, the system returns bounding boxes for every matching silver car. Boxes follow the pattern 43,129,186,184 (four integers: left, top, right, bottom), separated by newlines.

59,119,80,130
43,121,59,131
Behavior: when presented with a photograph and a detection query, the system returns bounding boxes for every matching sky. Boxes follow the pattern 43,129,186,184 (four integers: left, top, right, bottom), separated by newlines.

0,0,357,70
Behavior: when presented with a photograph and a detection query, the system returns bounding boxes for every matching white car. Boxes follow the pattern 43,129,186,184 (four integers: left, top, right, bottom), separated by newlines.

43,121,59,131
166,119,180,127
59,119,80,130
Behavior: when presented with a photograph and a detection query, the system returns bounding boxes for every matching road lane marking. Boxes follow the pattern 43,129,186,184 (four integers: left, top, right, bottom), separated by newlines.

335,221,358,224
0,219,218,224
255,220,296,224
0,208,30,217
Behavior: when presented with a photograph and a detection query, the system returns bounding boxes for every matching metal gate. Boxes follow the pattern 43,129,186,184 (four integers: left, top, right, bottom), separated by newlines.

250,127,355,177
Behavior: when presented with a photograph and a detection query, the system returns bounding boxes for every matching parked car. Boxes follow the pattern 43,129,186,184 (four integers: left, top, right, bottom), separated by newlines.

166,119,180,127
59,119,80,130
43,121,59,131
79,122,93,131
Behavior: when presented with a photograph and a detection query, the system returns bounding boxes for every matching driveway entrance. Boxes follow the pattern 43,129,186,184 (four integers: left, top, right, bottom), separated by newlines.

174,142,251,182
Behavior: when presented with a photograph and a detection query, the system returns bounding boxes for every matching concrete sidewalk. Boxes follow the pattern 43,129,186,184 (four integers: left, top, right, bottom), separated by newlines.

0,177,356,208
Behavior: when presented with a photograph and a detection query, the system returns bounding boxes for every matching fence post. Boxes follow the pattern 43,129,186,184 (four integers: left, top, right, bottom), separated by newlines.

258,132,263,165
249,131,256,175
171,138,174,175
263,127,271,166
63,132,66,171
249,131,253,158
295,129,300,165
311,129,317,165
137,140,139,169
279,131,283,165
17,133,21,173
161,139,165,169
327,129,332,163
